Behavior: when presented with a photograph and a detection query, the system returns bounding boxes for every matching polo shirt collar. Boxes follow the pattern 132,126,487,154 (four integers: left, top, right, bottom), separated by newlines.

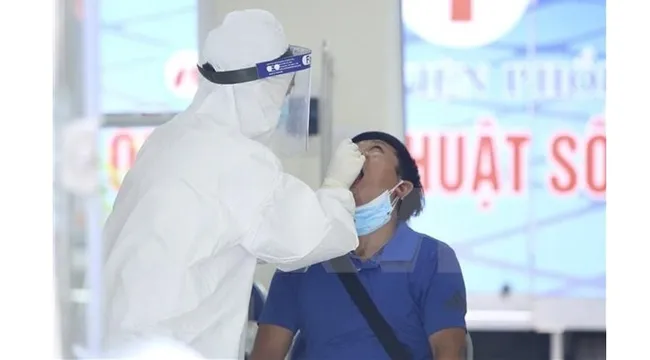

349,222,421,269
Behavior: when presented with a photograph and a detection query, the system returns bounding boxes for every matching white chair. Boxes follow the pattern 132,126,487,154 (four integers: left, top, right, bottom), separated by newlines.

245,283,268,359
465,332,474,360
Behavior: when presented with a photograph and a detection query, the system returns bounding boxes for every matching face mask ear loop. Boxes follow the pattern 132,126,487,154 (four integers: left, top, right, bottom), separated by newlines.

389,180,404,194
388,180,404,213
389,197,400,211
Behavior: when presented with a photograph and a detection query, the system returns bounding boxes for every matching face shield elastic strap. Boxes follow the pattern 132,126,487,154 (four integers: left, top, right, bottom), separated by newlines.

198,48,297,85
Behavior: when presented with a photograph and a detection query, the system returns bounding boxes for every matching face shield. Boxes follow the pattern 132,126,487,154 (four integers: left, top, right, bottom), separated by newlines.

197,45,312,155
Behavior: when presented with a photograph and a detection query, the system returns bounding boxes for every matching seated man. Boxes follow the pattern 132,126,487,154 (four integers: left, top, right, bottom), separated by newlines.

250,131,468,360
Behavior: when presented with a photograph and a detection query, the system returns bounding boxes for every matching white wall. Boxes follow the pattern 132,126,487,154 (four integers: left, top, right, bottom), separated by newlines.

198,0,405,287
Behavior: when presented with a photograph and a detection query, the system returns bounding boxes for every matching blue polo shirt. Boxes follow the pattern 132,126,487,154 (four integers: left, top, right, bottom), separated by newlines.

258,223,467,360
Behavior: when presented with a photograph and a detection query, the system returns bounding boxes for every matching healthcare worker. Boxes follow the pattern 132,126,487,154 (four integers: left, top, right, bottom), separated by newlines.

101,9,365,359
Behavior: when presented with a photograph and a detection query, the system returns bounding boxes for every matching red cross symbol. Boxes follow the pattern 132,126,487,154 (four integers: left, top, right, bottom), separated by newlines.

451,0,473,21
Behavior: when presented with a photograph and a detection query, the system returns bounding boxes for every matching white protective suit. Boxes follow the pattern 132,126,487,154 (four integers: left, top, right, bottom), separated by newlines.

102,9,363,359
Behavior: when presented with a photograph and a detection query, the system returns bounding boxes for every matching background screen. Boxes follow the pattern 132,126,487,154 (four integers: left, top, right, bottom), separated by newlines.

98,126,155,220
100,0,197,114
401,0,605,298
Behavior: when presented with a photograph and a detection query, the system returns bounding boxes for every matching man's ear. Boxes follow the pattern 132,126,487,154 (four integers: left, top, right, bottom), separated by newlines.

396,180,414,199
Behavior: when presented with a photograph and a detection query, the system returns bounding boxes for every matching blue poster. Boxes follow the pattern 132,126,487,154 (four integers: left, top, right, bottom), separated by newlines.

100,0,197,114
401,0,605,298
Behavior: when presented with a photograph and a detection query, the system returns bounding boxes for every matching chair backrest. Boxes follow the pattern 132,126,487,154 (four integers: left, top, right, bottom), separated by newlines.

249,283,267,322
287,331,304,359
465,332,474,360
246,284,268,359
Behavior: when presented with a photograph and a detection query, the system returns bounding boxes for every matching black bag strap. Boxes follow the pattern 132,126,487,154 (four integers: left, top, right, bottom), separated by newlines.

329,256,412,360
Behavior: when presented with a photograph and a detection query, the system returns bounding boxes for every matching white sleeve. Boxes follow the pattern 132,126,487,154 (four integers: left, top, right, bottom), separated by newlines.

109,182,205,341
241,172,359,272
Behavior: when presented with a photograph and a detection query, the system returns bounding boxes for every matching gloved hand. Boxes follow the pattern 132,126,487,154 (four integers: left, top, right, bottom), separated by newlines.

322,139,366,189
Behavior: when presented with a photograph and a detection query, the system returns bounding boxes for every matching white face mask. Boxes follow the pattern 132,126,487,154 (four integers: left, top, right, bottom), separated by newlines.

353,181,403,236
257,99,290,146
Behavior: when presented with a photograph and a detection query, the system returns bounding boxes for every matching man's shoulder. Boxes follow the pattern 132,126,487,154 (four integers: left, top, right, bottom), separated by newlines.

403,226,460,268
274,264,321,276
403,225,455,255
274,260,348,281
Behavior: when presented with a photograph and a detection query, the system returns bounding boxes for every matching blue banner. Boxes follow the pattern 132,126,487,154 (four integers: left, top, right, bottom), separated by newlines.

401,0,605,298
100,0,197,113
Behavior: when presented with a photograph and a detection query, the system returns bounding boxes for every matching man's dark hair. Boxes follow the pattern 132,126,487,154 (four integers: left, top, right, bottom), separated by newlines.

351,131,425,221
